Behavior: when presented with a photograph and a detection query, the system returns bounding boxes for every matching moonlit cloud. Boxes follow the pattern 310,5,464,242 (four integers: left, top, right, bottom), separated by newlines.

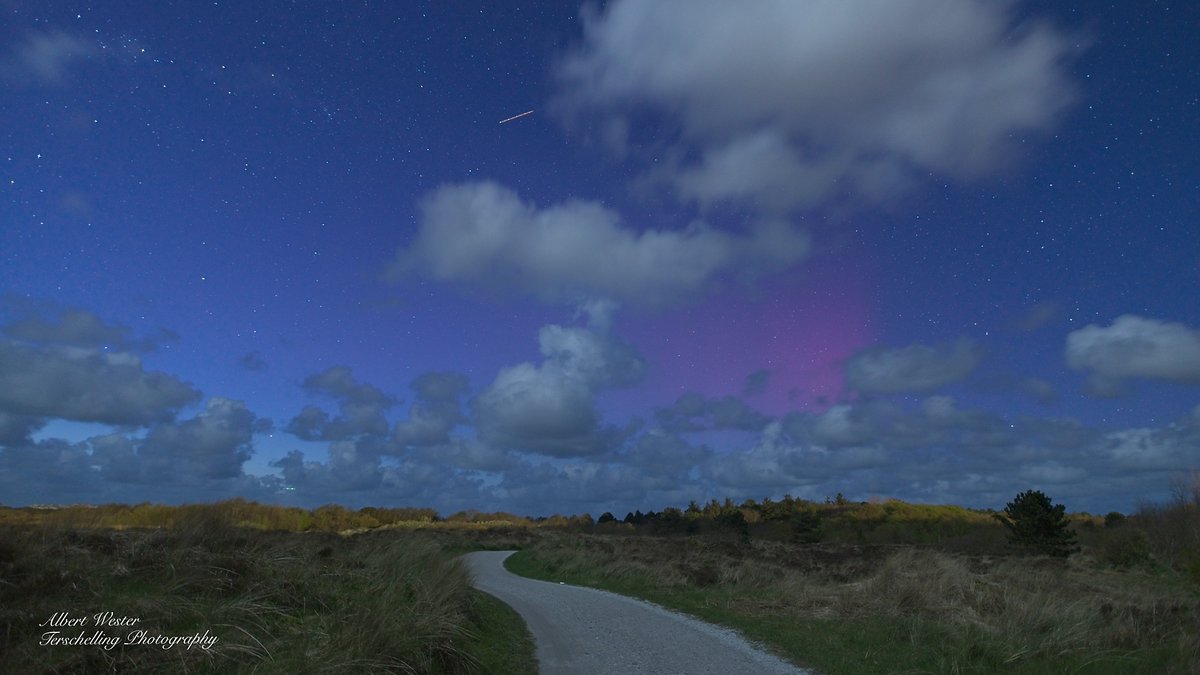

135,397,268,482
0,339,200,426
285,366,396,441
654,392,771,433
846,339,983,394
390,181,810,306
557,0,1079,211
392,372,470,449
1,31,94,85
1066,315,1200,395
472,312,645,457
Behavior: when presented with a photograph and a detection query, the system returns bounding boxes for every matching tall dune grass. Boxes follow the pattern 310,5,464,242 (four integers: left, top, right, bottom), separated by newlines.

509,533,1200,673
0,503,531,674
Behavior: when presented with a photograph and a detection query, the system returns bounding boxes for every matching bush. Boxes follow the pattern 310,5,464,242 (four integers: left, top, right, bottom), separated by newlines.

1098,529,1153,569
994,490,1079,557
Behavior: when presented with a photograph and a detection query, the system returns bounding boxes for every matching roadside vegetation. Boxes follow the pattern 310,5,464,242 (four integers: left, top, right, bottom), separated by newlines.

3,475,1197,673
0,502,537,674
507,480,1200,674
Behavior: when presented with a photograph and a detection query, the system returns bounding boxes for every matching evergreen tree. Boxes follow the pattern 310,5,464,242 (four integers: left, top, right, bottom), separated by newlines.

994,489,1080,557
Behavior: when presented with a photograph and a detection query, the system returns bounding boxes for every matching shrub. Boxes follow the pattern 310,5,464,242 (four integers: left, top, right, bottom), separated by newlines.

994,489,1079,557
1098,528,1153,569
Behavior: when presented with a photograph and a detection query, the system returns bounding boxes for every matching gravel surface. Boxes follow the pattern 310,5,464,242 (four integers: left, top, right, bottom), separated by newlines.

462,550,808,675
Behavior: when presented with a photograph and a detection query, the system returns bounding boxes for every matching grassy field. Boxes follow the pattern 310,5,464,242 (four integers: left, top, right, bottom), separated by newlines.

4,485,1197,674
0,507,537,674
506,533,1200,674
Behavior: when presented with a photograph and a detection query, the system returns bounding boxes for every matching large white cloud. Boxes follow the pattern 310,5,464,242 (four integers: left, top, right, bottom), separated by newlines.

473,312,645,456
1066,315,1200,394
389,181,810,306
557,0,1078,211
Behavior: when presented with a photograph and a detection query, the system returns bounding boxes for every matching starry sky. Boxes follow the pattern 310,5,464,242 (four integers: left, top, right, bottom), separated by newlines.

2,1,1198,515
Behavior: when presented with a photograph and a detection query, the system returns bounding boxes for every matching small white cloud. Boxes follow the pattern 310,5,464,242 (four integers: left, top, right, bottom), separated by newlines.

1066,315,1200,392
2,31,94,85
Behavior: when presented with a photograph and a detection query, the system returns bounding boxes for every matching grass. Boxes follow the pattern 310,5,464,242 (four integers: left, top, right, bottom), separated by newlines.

505,534,1200,674
0,507,537,674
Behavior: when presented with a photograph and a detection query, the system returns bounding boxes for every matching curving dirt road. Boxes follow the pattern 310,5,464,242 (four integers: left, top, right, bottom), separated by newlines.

462,550,808,675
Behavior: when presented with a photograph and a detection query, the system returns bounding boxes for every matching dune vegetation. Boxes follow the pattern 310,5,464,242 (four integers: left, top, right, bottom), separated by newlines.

2,477,1198,673
507,480,1200,674
0,503,537,674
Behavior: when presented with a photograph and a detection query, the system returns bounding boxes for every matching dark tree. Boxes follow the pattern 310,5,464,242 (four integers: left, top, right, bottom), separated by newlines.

790,509,822,544
597,511,617,524
994,490,1080,557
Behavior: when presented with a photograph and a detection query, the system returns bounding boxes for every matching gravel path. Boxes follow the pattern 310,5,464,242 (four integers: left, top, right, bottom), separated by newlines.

462,550,808,675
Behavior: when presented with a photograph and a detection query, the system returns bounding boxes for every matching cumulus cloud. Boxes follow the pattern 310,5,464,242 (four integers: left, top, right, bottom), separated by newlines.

704,421,883,491
0,412,44,446
557,0,1079,211
4,308,142,350
136,397,267,482
0,339,200,426
272,444,382,495
389,181,810,306
473,313,645,456
846,339,983,394
1066,315,1200,395
285,366,395,441
654,392,770,433
622,429,711,471
392,372,470,448
473,362,610,456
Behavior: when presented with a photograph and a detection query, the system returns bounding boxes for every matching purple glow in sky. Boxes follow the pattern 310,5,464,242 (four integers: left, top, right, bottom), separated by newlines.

2,0,1198,516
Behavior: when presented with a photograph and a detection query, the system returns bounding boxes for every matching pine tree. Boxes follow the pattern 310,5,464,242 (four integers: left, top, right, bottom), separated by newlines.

994,489,1080,557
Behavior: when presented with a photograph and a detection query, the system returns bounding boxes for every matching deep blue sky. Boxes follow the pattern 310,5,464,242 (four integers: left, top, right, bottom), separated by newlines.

2,1,1197,515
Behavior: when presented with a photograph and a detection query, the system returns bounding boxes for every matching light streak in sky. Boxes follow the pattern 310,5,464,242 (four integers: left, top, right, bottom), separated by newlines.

498,109,534,124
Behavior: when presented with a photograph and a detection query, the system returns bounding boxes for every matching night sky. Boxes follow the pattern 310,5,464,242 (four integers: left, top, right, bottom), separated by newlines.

3,1,1198,515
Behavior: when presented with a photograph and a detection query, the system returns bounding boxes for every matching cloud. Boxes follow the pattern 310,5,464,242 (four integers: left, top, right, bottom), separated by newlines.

4,308,142,350
704,421,884,490
0,412,44,446
654,392,770,433
846,339,983,394
285,366,396,441
420,437,515,472
557,0,1079,212
1011,302,1060,332
272,445,383,494
472,313,645,456
0,339,200,426
237,351,268,372
621,429,711,471
1,31,94,85
389,181,810,306
392,372,470,448
1066,315,1200,394
135,398,267,482
473,362,610,456
742,369,771,397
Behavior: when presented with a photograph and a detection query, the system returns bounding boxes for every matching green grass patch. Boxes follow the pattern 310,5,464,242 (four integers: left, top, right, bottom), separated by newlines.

461,589,537,675
505,537,1200,675
0,520,537,674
